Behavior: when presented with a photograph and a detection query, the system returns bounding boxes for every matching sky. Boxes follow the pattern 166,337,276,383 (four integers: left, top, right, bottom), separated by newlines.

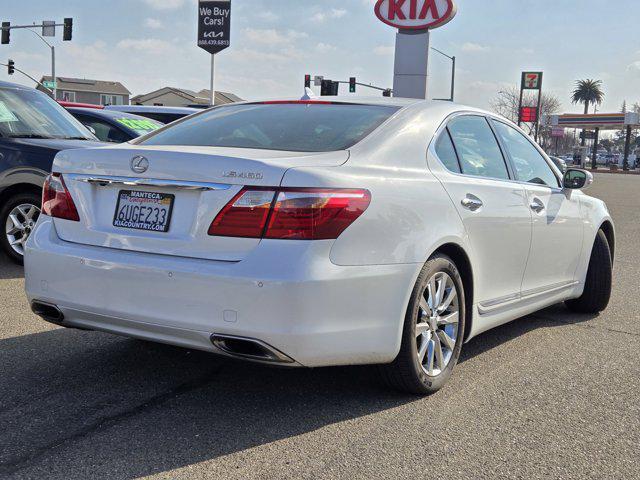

1,0,639,113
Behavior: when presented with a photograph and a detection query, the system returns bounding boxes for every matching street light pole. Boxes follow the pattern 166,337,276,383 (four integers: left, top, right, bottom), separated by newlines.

26,28,56,99
431,47,455,101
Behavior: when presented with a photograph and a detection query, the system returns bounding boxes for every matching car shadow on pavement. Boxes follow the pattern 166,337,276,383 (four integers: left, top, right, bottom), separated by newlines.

0,306,598,479
0,258,23,280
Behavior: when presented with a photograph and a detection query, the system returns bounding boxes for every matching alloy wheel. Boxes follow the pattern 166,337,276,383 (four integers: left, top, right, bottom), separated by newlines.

416,271,460,376
5,203,40,256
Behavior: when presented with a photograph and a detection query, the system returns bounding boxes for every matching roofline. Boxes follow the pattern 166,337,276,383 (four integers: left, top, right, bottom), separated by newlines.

39,76,131,95
132,87,197,103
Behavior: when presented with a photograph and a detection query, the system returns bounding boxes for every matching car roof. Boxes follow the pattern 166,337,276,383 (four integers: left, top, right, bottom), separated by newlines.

66,107,163,122
104,105,200,114
0,80,34,91
232,96,487,117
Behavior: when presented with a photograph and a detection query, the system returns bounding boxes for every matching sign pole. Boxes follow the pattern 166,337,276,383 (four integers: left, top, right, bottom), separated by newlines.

51,45,56,100
210,54,215,106
534,74,543,142
517,86,524,128
197,0,231,106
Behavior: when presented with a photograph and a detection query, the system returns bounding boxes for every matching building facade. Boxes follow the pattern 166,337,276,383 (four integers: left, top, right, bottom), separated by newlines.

38,77,131,105
131,87,241,107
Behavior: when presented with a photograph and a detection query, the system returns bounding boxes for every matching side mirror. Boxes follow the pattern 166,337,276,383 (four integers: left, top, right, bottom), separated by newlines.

563,168,593,190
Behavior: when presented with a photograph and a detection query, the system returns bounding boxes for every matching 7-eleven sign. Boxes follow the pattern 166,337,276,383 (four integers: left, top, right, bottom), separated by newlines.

521,72,543,90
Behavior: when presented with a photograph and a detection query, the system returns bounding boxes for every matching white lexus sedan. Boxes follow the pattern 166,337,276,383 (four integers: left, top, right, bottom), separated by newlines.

24,97,614,394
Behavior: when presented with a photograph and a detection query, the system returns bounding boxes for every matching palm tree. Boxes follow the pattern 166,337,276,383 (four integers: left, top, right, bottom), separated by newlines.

571,79,605,114
571,79,605,152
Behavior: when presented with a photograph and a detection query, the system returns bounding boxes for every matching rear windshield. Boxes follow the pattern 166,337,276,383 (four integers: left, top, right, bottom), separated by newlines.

139,103,399,152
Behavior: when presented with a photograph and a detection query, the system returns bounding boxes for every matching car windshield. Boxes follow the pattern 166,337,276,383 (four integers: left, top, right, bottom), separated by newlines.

0,87,95,140
139,103,400,152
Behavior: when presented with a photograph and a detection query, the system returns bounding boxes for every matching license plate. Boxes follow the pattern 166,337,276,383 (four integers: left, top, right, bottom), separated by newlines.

113,190,174,232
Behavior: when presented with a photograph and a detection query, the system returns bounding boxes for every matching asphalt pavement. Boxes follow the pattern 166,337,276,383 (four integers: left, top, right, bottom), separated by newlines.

0,173,638,479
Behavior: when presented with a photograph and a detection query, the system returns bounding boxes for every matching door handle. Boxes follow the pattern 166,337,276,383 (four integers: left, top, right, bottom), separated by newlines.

530,197,545,213
461,195,483,211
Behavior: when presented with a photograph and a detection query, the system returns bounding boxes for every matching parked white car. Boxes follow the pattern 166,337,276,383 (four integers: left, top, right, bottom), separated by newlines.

24,97,614,394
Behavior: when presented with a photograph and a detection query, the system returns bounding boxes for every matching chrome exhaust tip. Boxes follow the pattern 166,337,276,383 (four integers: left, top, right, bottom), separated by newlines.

31,301,64,324
210,334,294,364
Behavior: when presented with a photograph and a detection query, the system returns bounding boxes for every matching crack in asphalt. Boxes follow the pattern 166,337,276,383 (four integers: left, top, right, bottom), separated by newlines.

530,312,640,338
0,367,223,477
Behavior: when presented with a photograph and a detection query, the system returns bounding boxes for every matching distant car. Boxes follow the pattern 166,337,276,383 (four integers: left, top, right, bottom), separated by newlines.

104,105,200,124
66,107,164,143
0,81,103,264
549,156,567,173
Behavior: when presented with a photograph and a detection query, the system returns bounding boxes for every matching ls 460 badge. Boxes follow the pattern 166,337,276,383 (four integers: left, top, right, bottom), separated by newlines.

223,171,264,180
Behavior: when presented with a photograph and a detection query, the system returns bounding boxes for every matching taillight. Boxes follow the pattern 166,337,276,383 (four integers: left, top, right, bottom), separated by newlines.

208,189,276,238
42,173,80,222
208,187,370,240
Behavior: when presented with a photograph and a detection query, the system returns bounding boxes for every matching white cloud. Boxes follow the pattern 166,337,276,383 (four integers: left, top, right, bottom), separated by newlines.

461,42,490,53
144,18,164,29
374,45,394,56
141,0,187,10
316,42,337,53
628,61,640,72
257,11,279,22
117,38,179,55
242,28,307,45
312,8,348,22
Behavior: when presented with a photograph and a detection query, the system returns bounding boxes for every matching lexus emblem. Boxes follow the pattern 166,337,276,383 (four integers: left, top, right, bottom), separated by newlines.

130,155,149,174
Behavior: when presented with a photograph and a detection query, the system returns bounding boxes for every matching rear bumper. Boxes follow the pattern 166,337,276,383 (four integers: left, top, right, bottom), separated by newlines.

25,218,420,367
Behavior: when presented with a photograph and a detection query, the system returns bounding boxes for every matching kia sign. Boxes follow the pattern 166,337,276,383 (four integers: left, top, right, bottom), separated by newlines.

375,0,457,30
197,0,231,55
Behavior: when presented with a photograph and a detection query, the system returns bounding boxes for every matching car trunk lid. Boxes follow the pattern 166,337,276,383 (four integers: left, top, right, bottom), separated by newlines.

53,145,348,261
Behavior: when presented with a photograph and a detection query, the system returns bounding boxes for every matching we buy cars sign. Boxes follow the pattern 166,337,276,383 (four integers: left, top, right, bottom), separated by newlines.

197,0,231,54
375,0,457,30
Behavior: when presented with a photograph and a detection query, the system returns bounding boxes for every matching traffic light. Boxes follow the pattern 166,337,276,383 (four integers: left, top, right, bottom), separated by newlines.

7,59,14,75
304,74,311,89
349,77,356,93
1,22,9,45
382,88,392,97
63,18,73,41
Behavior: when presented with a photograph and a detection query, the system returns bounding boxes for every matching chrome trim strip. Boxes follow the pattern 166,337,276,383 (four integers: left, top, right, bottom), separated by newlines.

68,174,231,192
478,280,579,315
480,292,520,309
521,280,579,300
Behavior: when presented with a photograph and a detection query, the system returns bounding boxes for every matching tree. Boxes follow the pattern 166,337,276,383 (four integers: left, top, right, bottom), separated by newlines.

571,79,605,114
489,85,561,145
571,79,605,148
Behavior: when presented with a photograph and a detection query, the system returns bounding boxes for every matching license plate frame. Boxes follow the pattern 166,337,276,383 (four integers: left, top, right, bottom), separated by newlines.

112,190,175,233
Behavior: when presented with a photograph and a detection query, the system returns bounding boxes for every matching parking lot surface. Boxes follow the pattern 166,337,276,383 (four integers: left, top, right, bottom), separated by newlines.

1,173,638,479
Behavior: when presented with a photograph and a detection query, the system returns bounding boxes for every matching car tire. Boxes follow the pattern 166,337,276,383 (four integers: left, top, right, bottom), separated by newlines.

379,254,466,395
565,229,612,314
0,192,41,266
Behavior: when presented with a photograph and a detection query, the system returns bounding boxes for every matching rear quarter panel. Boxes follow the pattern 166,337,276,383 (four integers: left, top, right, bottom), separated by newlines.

281,103,470,267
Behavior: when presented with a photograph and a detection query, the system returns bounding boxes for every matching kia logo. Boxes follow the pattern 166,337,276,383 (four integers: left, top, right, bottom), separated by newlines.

130,155,149,174
374,0,457,30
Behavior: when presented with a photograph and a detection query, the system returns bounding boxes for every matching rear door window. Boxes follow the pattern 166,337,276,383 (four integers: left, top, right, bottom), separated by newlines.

140,103,400,152
448,116,510,180
434,130,461,173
